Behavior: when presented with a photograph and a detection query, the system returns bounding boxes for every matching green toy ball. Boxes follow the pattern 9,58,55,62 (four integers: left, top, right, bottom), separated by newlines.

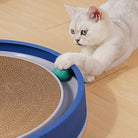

53,67,70,81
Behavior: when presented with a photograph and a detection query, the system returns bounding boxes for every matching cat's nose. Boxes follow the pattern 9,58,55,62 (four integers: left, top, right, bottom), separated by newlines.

75,39,80,44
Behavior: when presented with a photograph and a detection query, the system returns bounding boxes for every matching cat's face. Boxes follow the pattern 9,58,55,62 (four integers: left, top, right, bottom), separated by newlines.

65,4,109,47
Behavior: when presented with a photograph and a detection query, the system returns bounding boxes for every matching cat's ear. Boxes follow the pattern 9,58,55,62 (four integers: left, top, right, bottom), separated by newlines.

64,4,76,17
88,6,102,22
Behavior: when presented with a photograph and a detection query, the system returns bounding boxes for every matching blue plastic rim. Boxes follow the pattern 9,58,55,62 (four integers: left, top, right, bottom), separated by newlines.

0,40,86,138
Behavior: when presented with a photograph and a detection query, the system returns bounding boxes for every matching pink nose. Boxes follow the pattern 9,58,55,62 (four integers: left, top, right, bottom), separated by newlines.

75,39,80,43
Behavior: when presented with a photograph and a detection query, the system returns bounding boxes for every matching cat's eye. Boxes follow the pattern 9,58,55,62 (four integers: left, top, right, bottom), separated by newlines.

71,29,75,34
81,30,88,36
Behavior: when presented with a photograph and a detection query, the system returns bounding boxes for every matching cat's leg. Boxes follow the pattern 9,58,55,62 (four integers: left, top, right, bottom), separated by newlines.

56,45,121,75
82,45,121,76
55,45,121,82
55,53,95,82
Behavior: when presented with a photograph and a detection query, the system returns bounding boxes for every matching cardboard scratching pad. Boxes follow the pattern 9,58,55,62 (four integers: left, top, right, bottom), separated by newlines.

0,56,61,137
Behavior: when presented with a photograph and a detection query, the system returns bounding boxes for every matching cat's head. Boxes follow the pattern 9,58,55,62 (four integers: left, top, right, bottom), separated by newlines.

65,4,110,47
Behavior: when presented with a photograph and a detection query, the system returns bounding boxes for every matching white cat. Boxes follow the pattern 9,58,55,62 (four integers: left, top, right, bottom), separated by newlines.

55,0,138,82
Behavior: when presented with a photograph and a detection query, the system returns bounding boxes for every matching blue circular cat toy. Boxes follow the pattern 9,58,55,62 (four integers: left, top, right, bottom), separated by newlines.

0,40,87,138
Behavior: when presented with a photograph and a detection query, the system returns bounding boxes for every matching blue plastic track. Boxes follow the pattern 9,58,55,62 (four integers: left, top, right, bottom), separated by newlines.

0,40,86,138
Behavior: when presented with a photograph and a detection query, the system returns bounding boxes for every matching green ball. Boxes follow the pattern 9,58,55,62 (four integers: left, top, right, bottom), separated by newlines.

53,67,70,81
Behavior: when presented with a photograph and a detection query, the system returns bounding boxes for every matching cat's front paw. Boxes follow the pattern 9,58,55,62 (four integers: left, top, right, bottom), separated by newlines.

55,54,74,70
83,74,95,83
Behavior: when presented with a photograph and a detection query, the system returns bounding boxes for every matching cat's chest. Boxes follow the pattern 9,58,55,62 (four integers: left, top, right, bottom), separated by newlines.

81,47,96,56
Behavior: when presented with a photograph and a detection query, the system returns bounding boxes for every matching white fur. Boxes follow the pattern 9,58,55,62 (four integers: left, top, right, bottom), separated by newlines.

55,0,138,82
